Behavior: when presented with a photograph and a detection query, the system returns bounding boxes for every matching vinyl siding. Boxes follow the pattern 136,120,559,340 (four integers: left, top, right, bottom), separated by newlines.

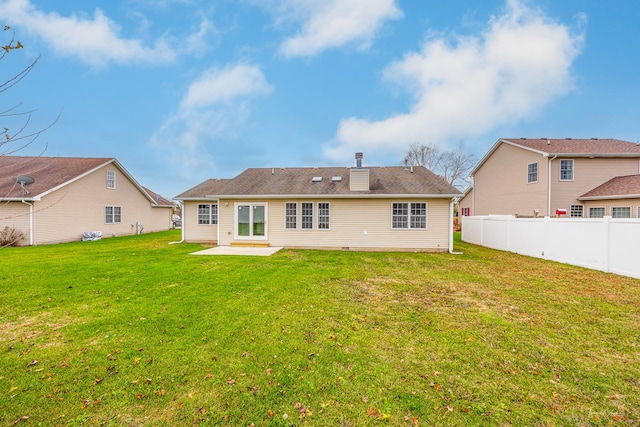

214,197,451,251
7,164,172,245
183,201,218,243
458,189,473,216
583,199,640,218
550,158,640,214
349,169,370,191
474,143,548,216
0,202,31,246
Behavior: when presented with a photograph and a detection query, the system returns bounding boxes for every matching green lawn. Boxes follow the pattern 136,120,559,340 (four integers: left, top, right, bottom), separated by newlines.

0,231,638,426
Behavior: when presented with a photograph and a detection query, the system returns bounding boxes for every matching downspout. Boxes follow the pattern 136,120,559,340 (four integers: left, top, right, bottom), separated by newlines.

547,155,557,217
21,200,34,246
449,199,462,255
169,200,185,244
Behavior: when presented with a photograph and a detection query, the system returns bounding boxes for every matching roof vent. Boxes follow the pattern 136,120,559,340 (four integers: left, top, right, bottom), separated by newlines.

591,138,599,140
331,176,342,182
311,176,322,182
355,152,363,168
566,137,572,140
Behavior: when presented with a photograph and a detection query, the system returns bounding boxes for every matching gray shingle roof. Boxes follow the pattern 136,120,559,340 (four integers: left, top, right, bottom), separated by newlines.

176,166,460,199
579,175,640,199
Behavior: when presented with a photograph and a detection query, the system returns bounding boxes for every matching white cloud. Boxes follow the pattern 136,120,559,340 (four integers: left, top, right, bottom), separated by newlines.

0,0,213,67
276,0,402,58
181,64,272,110
324,0,584,160
150,64,272,178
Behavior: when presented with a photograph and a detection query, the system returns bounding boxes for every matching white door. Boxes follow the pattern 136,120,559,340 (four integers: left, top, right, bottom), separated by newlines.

235,203,267,240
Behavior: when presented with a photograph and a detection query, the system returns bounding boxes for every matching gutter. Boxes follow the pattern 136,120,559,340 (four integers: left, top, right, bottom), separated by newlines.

449,199,462,255
547,155,557,216
21,200,34,246
195,193,463,200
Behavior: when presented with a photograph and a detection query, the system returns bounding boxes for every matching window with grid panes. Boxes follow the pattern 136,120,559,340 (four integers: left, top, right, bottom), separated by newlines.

301,202,313,229
285,202,297,229
318,202,330,229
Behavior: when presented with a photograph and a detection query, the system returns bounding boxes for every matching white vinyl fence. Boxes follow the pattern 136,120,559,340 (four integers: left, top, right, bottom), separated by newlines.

462,215,640,280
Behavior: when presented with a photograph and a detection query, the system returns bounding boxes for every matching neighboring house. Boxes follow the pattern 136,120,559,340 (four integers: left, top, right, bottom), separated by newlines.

457,186,473,217
465,138,640,218
175,155,461,252
577,174,640,218
0,156,174,245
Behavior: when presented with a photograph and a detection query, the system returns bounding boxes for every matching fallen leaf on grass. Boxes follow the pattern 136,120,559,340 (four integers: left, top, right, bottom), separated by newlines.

226,378,236,386
367,407,390,420
10,416,28,425
9,386,19,393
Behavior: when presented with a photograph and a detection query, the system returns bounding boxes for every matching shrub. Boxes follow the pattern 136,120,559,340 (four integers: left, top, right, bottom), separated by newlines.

0,226,25,247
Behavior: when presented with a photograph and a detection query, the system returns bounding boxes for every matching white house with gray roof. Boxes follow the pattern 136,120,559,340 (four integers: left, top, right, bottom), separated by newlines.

175,154,461,252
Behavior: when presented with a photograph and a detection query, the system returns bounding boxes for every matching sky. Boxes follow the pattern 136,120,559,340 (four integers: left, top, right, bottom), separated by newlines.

1,0,639,198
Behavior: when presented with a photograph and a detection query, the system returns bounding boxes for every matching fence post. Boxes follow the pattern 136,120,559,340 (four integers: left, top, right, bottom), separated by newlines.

506,215,512,252
604,216,611,273
542,216,550,258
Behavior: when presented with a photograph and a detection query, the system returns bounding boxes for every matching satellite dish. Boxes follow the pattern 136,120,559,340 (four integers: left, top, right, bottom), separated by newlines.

13,175,35,186
12,175,35,195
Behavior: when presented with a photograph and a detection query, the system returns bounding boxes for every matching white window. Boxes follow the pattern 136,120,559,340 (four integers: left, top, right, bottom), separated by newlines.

301,202,313,229
570,204,583,217
285,202,297,229
560,160,573,181
638,206,640,218
392,202,427,229
318,202,330,230
106,170,116,189
589,207,605,218
197,204,218,225
527,162,538,183
105,206,121,223
612,207,631,218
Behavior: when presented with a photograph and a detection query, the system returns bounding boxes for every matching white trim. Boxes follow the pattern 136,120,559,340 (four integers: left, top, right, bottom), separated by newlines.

196,203,218,225
284,201,297,230
527,162,538,184
234,202,268,240
300,201,314,230
570,204,584,217
578,194,640,201
391,201,428,230
106,170,116,189
194,194,459,200
559,159,574,181
317,201,331,230
588,206,606,218
611,206,631,218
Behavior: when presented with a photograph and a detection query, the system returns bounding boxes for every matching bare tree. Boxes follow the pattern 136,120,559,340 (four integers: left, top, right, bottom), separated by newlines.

1,25,54,157
402,141,476,189
402,142,442,170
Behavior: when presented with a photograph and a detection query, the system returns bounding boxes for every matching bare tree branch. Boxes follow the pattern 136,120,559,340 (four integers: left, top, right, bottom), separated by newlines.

402,141,476,188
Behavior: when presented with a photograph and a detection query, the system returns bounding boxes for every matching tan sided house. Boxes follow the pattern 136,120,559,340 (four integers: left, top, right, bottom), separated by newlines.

175,154,461,252
0,156,174,245
460,138,640,218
